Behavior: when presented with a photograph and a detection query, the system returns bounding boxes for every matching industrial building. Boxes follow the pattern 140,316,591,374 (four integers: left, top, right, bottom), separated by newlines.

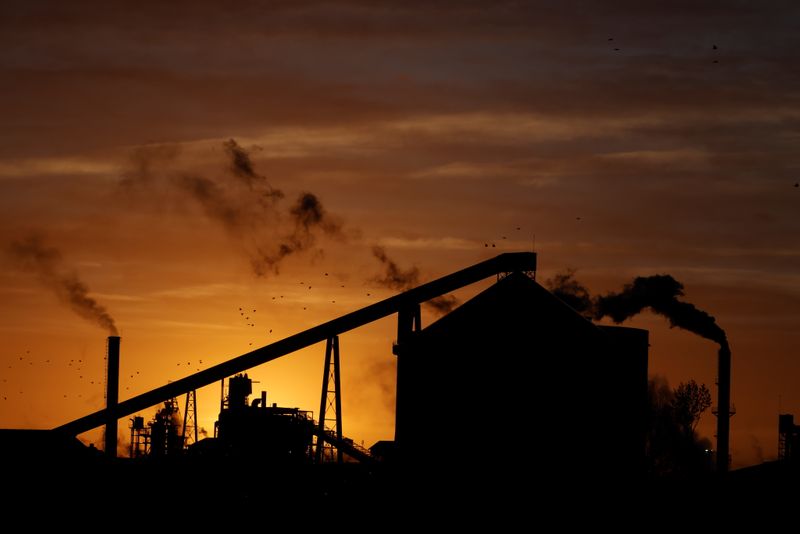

2,252,663,509
394,271,648,481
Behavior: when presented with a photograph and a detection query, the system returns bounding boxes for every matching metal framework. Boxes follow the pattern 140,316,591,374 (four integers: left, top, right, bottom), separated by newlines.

54,252,537,437
316,336,343,463
129,416,149,458
181,389,199,448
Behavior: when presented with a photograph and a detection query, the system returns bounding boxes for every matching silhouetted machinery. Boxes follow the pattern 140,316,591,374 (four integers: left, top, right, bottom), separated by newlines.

128,398,183,458
210,374,315,463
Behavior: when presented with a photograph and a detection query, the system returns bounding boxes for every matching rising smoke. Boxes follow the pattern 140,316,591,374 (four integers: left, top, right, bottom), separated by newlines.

371,246,459,315
122,140,343,276
222,139,284,202
7,234,118,335
594,274,727,347
371,246,420,290
175,174,245,234
251,192,344,276
545,268,593,316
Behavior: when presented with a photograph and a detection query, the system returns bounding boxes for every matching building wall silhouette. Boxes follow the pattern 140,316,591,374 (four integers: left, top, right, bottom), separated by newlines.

395,272,648,481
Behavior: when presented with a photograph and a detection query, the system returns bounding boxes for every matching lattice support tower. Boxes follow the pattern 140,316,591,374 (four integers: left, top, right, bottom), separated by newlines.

316,336,343,463
181,389,199,448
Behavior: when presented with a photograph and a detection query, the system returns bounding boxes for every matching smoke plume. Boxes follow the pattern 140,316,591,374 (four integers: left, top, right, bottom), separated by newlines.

122,140,343,276
371,246,459,316
372,246,420,290
222,139,284,202
545,268,593,316
7,234,118,335
594,274,727,347
425,294,459,315
176,174,245,234
251,192,343,275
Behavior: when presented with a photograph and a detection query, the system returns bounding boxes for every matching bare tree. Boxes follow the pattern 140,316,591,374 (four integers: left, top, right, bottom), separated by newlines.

672,379,712,435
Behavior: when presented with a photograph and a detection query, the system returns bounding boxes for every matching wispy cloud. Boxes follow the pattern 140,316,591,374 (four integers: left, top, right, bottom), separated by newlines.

150,283,247,299
377,236,477,251
0,157,117,179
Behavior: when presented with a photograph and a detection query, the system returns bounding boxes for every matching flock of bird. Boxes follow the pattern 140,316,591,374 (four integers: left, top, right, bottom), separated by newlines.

2,349,103,401
1,225,544,402
608,38,721,63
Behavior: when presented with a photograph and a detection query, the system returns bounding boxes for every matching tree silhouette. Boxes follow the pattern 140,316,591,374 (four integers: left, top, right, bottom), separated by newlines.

672,379,712,435
645,377,713,478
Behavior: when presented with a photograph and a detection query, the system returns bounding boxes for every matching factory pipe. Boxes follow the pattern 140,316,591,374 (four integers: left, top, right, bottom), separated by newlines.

105,336,120,458
717,342,731,472
54,252,537,437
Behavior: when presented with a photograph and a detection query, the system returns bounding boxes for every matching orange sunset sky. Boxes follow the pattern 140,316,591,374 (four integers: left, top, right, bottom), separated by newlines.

1,2,798,467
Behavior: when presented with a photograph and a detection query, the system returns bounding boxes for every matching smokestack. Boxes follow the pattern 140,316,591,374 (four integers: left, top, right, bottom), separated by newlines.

105,336,120,458
594,274,732,472
717,342,731,473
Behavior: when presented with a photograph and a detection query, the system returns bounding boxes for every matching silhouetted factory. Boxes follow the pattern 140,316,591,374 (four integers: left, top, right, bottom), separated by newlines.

394,271,648,481
5,252,785,509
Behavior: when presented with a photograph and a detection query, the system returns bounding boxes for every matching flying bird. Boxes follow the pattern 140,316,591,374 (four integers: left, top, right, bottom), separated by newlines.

794,182,798,187
713,44,718,50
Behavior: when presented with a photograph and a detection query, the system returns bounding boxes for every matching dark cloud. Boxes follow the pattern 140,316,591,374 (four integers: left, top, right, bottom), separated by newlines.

6,233,118,335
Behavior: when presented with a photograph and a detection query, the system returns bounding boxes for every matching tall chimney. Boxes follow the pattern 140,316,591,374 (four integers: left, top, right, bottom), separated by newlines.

105,336,120,458
716,343,731,472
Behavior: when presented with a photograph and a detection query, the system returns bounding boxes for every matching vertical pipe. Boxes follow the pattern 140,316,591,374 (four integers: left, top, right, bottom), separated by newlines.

219,378,225,413
182,392,189,446
394,304,420,445
717,343,731,472
333,336,343,464
105,336,120,458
